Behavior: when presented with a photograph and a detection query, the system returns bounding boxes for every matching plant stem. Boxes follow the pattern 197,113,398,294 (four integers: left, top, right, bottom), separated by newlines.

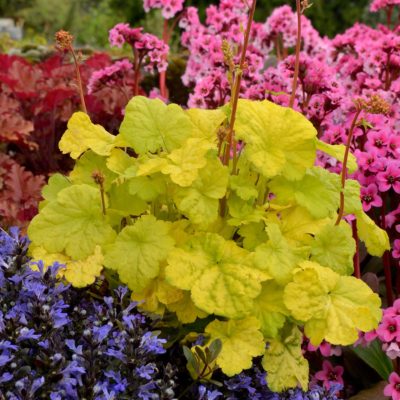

69,46,87,114
386,5,394,29
219,0,257,217
289,0,302,109
159,19,170,99
351,219,361,279
222,0,257,168
335,109,362,226
133,48,141,96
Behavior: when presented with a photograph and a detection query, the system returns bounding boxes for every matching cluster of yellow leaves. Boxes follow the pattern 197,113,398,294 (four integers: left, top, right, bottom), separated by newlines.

28,97,388,392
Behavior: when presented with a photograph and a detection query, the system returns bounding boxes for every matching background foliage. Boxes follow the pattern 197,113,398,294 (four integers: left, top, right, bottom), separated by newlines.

0,0,383,45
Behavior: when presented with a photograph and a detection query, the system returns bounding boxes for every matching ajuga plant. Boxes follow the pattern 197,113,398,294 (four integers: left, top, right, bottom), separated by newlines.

0,228,178,399
27,1,390,395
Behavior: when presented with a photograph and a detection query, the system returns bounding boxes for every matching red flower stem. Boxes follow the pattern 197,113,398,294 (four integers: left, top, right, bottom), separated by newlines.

69,46,87,114
386,5,394,29
222,0,257,168
133,49,142,96
335,109,362,226
381,192,394,306
219,0,257,217
159,19,170,99
289,0,302,109
351,219,361,279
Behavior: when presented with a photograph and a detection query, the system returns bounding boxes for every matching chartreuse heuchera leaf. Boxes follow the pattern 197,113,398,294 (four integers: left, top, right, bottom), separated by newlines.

284,261,382,345
235,99,317,180
165,233,271,319
104,215,174,292
310,222,355,275
205,317,265,376
117,96,192,153
29,97,384,393
28,184,116,260
262,323,309,392
59,112,115,159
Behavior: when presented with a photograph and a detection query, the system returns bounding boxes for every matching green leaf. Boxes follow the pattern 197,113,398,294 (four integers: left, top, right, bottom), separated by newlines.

255,223,302,285
106,148,137,178
229,172,258,201
108,181,148,217
28,184,116,260
316,139,358,173
69,151,117,190
343,179,363,215
253,280,289,339
267,205,329,246
284,261,382,345
352,340,393,380
235,99,317,180
310,222,355,275
129,174,167,202
117,96,192,154
356,210,390,257
59,112,115,159
173,159,228,227
269,167,341,219
238,222,268,251
104,215,175,292
262,324,309,392
165,233,271,319
161,138,214,187
40,173,71,209
205,317,265,376
186,108,226,141
227,194,264,226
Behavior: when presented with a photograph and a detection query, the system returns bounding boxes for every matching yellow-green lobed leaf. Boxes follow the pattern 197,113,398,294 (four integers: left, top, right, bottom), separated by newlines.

59,112,115,159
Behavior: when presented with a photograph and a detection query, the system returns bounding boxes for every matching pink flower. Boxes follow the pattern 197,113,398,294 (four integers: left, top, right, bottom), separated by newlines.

384,372,400,400
360,183,383,211
87,59,133,94
306,341,342,357
109,23,143,48
384,342,400,360
370,0,400,12
376,315,400,342
314,360,344,390
393,239,400,259
377,161,400,193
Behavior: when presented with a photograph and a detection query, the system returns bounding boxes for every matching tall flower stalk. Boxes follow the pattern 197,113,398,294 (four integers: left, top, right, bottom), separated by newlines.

55,30,87,114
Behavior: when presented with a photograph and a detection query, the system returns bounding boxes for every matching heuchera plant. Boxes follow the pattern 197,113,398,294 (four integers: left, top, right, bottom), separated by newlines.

27,85,390,391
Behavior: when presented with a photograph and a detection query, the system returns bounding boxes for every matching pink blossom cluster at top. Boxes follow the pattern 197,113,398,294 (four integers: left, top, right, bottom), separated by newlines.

109,23,169,73
370,0,400,12
143,0,184,19
179,4,328,108
87,59,133,94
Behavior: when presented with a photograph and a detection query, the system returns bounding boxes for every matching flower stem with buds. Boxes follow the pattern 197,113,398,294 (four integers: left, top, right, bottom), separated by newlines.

55,31,87,114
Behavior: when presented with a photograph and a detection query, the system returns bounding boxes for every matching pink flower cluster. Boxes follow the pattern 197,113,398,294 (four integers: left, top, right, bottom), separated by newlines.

179,4,327,109
370,0,400,12
87,59,133,94
362,301,400,400
143,0,184,19
109,23,169,73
